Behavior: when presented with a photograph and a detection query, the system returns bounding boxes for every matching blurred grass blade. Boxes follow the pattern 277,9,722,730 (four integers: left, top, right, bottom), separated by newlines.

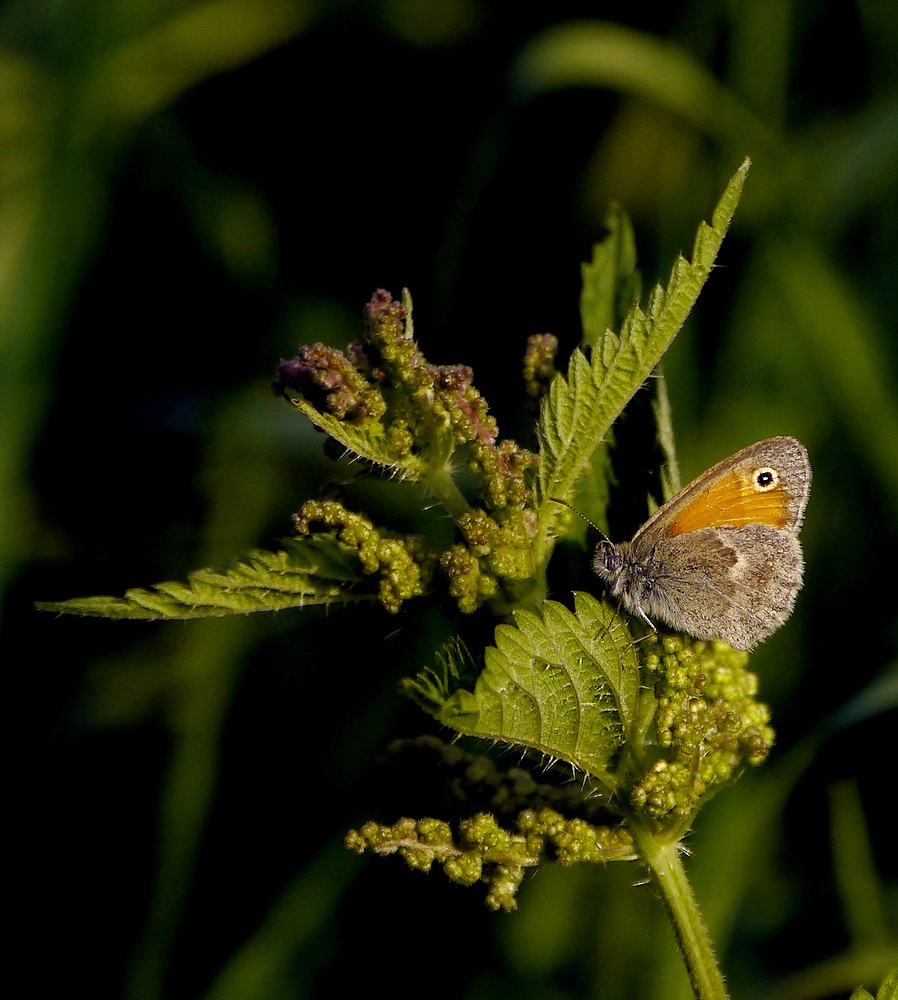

511,20,772,151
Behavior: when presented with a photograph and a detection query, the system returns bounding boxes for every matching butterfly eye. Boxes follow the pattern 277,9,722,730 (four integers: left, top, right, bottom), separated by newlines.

595,542,621,572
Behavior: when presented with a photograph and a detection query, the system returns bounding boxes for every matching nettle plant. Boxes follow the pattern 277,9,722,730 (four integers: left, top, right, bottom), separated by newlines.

42,159,787,1000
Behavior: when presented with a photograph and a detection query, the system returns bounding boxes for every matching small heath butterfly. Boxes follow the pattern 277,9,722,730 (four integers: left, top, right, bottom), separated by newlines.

581,436,811,649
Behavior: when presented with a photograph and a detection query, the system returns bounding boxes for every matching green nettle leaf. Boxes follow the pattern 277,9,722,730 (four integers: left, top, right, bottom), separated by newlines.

579,202,641,350
35,537,374,619
405,592,642,783
533,159,749,560
878,967,898,1000
286,395,436,481
850,966,898,1000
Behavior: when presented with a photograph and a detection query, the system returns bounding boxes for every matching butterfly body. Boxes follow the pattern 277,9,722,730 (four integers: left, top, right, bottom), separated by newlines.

591,437,810,649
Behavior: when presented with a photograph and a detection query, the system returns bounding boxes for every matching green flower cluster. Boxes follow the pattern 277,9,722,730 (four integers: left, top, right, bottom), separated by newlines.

522,332,559,402
630,633,775,829
292,500,437,614
274,290,541,616
344,737,635,910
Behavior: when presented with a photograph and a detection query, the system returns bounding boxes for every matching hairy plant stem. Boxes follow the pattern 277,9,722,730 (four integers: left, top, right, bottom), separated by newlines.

628,815,730,1000
424,465,472,523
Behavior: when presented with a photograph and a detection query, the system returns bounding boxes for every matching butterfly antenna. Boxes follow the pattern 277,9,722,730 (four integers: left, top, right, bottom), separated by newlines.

550,497,611,543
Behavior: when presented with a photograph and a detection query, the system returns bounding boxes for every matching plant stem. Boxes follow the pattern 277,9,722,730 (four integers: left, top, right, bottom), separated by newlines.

629,816,730,1000
424,465,472,522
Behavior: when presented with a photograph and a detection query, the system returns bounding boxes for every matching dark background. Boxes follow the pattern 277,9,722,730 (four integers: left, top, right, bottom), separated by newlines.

3,1,896,998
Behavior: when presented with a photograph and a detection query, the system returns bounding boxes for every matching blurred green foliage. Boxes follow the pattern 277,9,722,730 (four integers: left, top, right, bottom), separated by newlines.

4,1,895,999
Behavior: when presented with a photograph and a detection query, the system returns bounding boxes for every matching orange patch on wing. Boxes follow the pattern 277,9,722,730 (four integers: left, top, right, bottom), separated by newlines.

666,468,791,537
